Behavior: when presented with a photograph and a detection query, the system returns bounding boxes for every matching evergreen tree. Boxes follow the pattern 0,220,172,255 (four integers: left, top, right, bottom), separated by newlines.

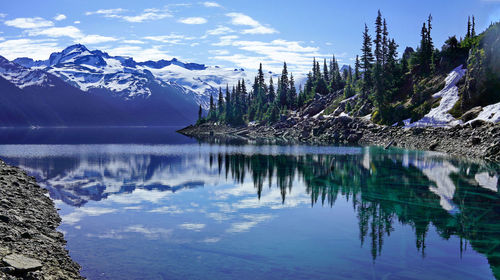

472,16,476,37
374,10,383,64
268,76,275,103
382,18,389,67
210,93,215,112
279,62,289,108
467,16,471,38
225,84,232,123
354,55,361,81
329,55,342,91
361,24,374,97
198,105,202,121
218,87,224,115
323,59,330,84
289,74,297,110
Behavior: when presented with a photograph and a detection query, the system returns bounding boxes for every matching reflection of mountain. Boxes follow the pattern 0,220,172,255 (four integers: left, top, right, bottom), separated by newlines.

2,147,500,279
4,154,208,207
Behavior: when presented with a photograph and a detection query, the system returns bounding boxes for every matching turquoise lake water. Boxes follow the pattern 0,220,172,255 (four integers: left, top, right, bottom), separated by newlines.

0,127,498,279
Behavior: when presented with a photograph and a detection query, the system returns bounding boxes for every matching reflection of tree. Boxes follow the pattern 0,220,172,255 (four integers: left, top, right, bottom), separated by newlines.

212,149,500,279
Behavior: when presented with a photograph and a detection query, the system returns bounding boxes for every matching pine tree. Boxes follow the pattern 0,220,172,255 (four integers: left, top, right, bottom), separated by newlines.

323,59,329,84
279,62,289,108
472,16,476,37
225,84,231,123
210,93,214,112
312,58,318,81
218,87,224,115
382,18,389,67
361,24,374,96
354,55,361,81
268,76,275,103
467,16,471,38
374,10,383,64
198,105,202,121
289,74,297,110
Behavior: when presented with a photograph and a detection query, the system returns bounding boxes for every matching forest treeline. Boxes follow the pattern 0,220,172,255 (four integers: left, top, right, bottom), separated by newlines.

198,11,499,126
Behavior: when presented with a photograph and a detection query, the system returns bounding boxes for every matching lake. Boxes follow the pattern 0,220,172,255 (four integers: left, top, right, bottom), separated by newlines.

0,127,498,280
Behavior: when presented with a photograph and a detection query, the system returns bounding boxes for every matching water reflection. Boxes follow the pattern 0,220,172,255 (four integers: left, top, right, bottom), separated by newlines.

0,144,498,279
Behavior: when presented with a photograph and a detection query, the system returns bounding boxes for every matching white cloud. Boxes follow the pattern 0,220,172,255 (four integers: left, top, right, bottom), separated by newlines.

26,25,117,45
85,8,170,22
28,26,82,38
209,49,230,55
190,42,200,47
178,17,207,24
74,21,81,24
144,34,195,44
4,17,54,29
206,25,234,36
212,35,238,46
0,39,60,60
105,45,173,62
212,39,328,73
0,37,4,41
0,13,6,18
85,8,127,16
242,25,277,35
78,35,118,44
122,8,172,23
54,14,67,21
122,39,145,44
203,1,221,7
226,12,277,34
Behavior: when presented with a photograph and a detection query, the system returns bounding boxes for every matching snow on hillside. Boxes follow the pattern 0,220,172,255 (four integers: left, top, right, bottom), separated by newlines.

143,64,249,108
406,65,466,128
0,56,51,89
468,102,500,124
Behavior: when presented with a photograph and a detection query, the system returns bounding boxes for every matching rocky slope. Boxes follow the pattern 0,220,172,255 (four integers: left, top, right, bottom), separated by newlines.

0,160,82,279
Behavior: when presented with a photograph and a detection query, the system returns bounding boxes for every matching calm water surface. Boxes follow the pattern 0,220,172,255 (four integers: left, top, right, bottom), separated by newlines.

0,127,498,280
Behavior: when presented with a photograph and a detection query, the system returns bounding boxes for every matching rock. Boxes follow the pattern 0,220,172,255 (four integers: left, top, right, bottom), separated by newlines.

0,214,9,223
470,119,486,128
347,133,362,143
429,142,439,151
2,254,42,272
461,106,483,122
471,137,481,145
411,127,425,135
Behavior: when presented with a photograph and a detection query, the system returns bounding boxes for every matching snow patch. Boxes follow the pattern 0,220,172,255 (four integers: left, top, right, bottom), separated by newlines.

405,65,466,128
468,102,500,124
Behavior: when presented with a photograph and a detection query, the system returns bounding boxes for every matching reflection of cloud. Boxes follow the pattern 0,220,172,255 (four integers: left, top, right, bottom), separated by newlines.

107,189,172,204
125,225,173,239
179,223,206,231
61,207,117,225
124,206,142,210
206,212,232,222
201,237,220,243
149,205,183,214
87,225,172,240
475,172,498,192
227,214,273,233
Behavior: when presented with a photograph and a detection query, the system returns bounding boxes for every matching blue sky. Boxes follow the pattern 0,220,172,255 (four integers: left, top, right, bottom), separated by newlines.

0,0,499,73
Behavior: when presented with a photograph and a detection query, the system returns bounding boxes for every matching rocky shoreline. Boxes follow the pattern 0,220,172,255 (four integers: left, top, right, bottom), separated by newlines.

0,160,83,279
178,115,500,162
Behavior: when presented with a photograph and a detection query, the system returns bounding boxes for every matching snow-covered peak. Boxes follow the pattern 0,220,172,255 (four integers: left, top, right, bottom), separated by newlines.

0,55,52,89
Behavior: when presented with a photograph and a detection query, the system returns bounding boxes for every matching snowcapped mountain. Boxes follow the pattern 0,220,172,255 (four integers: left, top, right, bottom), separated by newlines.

0,56,53,89
13,44,250,109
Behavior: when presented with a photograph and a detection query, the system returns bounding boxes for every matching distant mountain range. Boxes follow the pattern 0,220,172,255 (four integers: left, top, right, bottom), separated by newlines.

0,44,252,126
